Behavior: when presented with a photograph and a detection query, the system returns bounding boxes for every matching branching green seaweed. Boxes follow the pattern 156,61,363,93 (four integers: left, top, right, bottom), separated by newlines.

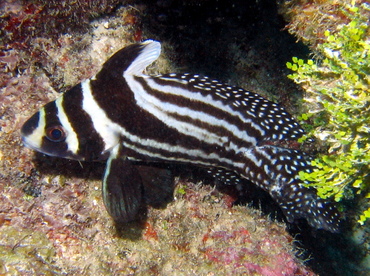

286,2,370,225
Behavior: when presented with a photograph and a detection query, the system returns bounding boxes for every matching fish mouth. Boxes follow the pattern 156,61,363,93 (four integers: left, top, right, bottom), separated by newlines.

21,135,42,153
22,134,87,161
21,135,56,158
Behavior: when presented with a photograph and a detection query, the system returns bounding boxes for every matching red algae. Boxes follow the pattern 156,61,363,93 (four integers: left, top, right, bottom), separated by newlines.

0,0,122,50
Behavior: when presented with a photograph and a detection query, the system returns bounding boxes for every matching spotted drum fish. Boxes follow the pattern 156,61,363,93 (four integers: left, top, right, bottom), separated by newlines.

21,40,341,232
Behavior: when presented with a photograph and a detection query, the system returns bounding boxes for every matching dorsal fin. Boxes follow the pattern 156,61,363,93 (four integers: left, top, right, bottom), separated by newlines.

125,40,161,76
97,40,161,80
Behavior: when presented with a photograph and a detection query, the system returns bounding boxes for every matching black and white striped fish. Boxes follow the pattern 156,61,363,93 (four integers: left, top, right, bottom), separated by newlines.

21,40,341,232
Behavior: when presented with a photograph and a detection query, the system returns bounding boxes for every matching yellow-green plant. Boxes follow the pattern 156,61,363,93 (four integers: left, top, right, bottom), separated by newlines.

286,3,370,225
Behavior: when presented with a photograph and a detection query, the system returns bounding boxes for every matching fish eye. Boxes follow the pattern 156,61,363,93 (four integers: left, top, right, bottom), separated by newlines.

45,125,66,142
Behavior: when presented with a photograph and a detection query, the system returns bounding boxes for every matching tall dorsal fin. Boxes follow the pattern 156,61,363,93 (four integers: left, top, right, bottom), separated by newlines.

124,40,161,76
97,40,161,80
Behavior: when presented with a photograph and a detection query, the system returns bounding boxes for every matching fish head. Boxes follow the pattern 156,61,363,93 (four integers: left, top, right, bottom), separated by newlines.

21,91,108,162
21,100,81,160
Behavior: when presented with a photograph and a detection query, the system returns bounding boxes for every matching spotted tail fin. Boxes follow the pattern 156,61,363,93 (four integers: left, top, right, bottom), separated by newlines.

245,145,342,232
270,181,341,232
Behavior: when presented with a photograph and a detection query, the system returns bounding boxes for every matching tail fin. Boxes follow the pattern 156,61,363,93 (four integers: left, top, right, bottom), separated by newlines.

242,145,342,232
270,181,341,232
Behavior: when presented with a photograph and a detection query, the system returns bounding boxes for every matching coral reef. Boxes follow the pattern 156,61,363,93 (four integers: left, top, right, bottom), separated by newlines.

279,0,369,49
0,177,315,274
0,0,123,49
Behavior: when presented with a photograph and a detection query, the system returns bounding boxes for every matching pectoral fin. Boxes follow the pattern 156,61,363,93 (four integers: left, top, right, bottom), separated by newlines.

102,145,143,224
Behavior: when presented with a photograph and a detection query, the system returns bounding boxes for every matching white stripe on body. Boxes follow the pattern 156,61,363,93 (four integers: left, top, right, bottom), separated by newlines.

124,74,261,154
80,79,246,170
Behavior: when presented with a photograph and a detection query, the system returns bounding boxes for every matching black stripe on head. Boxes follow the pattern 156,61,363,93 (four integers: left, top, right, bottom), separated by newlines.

62,84,106,161
41,101,70,157
21,111,39,136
